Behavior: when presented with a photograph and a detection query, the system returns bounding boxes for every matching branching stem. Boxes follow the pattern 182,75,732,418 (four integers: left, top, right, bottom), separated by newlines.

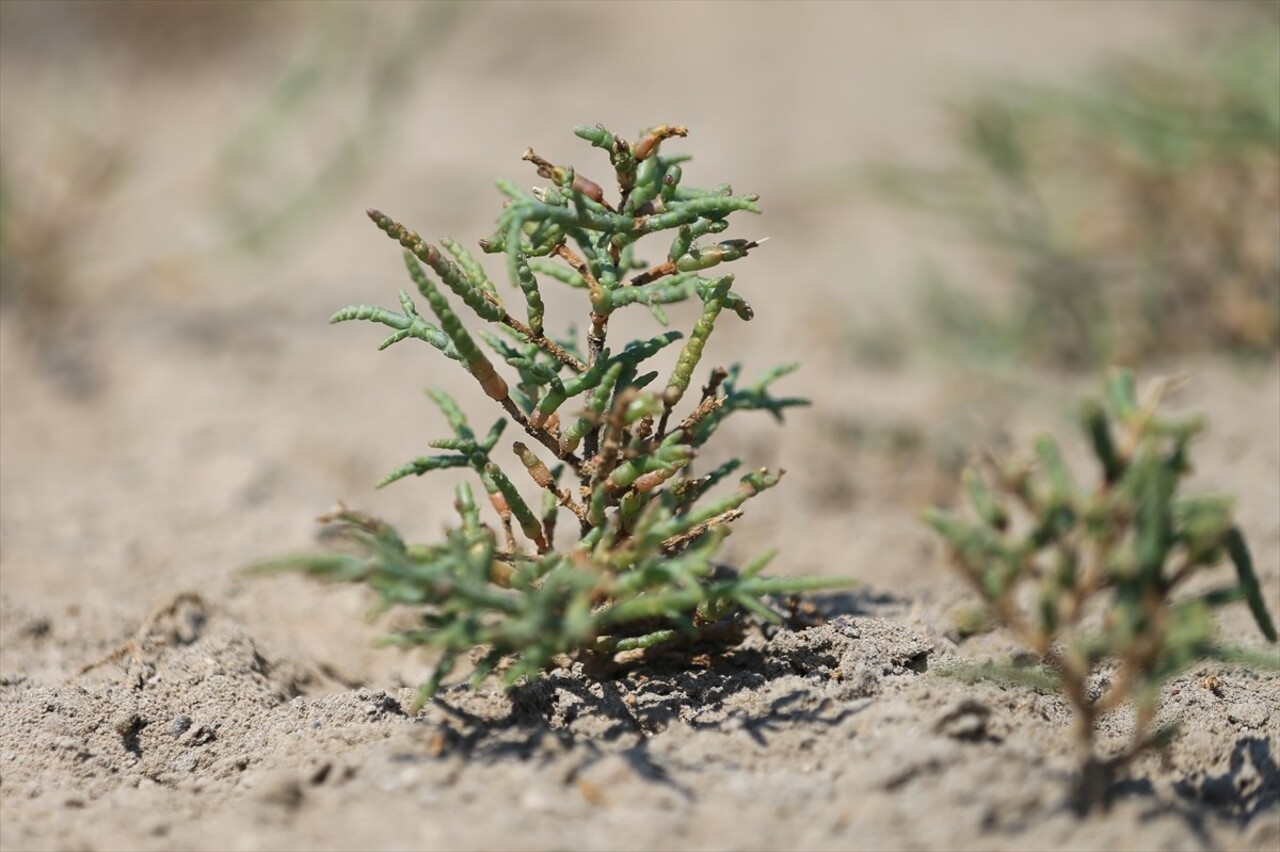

500,397,584,474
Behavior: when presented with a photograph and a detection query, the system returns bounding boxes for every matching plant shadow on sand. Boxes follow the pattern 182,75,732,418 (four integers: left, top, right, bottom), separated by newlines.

396,611,925,793
1170,736,1280,824
3,591,1274,850
403,603,1276,842
1095,736,1279,848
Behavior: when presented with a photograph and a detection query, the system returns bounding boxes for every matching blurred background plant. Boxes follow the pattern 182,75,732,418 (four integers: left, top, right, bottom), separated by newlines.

0,2,464,395
0,122,128,395
210,3,464,255
926,368,1277,813
867,27,1280,371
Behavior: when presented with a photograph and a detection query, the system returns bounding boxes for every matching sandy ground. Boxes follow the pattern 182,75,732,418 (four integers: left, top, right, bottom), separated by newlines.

1,2,1277,850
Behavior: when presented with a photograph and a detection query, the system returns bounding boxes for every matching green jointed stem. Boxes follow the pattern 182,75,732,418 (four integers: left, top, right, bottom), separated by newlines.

330,304,458,358
659,165,683,203
610,629,678,653
618,331,684,368
561,353,612,397
664,276,733,408
675,239,760,273
368,210,498,320
684,217,730,242
1034,436,1077,506
640,195,761,234
1225,526,1277,641
963,468,1008,530
673,458,743,509
403,251,509,402
672,181,734,200
1081,399,1125,485
454,481,482,535
654,468,783,540
503,198,632,239
1106,369,1139,422
514,255,546,336
533,383,567,425
562,362,622,454
528,257,586,289
484,462,544,549
378,454,470,488
623,157,665,216
513,441,556,491
618,272,754,321
428,437,475,452
668,225,694,263
441,237,500,301
505,357,563,393
427,388,473,439
421,244,501,323
572,123,614,149
607,442,696,492
574,123,637,192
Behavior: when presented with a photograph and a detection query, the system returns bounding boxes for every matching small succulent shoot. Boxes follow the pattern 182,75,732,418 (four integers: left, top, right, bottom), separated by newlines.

925,367,1278,814
258,124,840,711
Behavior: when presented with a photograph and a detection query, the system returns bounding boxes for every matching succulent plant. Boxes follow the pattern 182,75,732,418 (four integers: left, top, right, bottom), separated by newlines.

259,124,841,710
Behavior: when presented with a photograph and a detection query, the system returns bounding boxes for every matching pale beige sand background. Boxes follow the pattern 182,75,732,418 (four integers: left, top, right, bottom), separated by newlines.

1,2,1277,850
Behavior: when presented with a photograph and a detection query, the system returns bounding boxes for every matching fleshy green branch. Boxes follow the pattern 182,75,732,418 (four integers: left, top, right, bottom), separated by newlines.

663,276,733,411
